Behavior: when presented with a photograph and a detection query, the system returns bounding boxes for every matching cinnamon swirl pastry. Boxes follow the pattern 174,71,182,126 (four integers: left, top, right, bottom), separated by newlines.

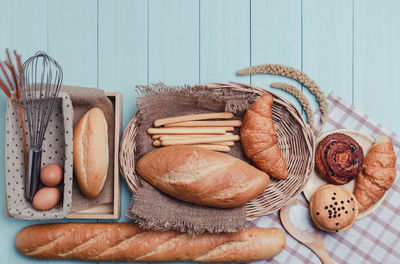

315,133,364,185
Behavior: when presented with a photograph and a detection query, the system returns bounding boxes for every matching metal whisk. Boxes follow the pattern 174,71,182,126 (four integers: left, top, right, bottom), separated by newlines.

22,51,63,202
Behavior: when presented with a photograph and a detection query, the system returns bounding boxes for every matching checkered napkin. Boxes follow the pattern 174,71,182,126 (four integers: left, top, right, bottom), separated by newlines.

247,93,400,264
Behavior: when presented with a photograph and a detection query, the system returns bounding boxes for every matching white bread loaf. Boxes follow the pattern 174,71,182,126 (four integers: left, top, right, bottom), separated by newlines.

15,223,286,262
136,145,270,208
73,107,108,198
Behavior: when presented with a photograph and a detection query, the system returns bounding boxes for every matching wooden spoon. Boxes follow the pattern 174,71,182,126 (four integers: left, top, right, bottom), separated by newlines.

280,198,334,264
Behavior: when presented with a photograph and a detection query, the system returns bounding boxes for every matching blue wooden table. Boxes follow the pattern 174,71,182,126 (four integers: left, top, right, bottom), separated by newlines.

1,0,399,263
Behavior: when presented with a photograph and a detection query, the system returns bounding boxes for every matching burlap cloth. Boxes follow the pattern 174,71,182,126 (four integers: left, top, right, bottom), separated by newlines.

127,83,257,235
61,86,114,212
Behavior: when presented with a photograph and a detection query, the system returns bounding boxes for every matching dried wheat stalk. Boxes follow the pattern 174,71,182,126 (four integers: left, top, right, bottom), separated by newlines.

271,82,314,131
237,64,329,126
0,49,27,163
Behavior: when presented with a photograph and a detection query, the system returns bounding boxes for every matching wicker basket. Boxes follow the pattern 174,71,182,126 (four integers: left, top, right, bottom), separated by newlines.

119,82,315,220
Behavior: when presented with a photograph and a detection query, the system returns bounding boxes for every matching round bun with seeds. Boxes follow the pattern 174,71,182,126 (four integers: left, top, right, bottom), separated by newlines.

310,184,358,232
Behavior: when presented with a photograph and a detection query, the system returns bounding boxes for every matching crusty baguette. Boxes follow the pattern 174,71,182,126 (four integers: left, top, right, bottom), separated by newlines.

354,135,397,212
136,145,270,208
241,94,288,180
73,107,109,198
15,223,286,262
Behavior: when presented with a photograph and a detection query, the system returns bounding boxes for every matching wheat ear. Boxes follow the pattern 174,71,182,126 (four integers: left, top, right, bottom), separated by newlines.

270,83,314,131
238,64,329,126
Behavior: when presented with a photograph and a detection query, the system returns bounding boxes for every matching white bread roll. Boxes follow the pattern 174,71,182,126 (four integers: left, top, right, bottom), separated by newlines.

15,223,286,262
73,107,108,198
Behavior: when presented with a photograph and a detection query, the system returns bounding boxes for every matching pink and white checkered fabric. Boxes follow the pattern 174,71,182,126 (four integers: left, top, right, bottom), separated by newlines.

247,93,400,264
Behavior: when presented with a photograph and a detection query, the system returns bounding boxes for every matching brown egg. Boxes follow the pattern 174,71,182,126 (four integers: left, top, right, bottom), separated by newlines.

32,187,61,211
40,163,63,187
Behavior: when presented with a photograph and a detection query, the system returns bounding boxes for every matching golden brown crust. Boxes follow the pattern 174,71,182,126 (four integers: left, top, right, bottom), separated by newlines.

310,185,358,232
136,145,270,208
354,136,396,212
73,108,109,198
240,94,288,180
15,223,286,262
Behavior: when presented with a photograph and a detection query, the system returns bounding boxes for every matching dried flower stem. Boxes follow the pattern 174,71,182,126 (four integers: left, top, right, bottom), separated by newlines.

0,78,11,97
237,64,329,125
0,62,14,94
271,82,315,131
0,49,27,164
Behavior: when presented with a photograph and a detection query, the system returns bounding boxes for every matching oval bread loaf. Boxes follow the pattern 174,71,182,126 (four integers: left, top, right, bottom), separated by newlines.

136,145,270,208
73,107,109,198
15,223,286,262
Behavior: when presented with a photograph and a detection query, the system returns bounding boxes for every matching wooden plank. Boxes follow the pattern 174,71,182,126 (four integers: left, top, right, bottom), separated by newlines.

98,0,148,222
98,0,147,122
303,0,353,110
46,1,98,263
48,0,98,87
0,1,48,263
249,0,302,110
199,0,250,84
0,0,47,58
354,0,400,133
148,0,199,85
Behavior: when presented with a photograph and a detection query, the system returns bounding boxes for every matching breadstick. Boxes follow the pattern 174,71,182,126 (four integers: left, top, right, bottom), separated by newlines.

164,120,242,127
147,127,226,135
161,135,240,146
152,135,161,139
162,126,234,132
154,140,233,148
214,141,235,146
158,133,233,141
153,140,162,147
191,144,230,152
154,112,234,127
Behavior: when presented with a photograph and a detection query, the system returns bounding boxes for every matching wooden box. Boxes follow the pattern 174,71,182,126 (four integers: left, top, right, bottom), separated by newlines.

66,92,122,219
6,92,122,220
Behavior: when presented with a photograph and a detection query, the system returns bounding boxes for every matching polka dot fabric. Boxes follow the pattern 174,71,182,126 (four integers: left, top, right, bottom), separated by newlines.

5,91,73,220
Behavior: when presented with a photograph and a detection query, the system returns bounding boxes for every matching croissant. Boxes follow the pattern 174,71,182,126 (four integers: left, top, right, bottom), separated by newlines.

354,136,396,212
241,94,288,180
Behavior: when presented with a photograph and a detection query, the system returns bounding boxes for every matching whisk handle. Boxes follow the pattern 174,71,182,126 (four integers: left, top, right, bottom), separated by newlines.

25,149,42,202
